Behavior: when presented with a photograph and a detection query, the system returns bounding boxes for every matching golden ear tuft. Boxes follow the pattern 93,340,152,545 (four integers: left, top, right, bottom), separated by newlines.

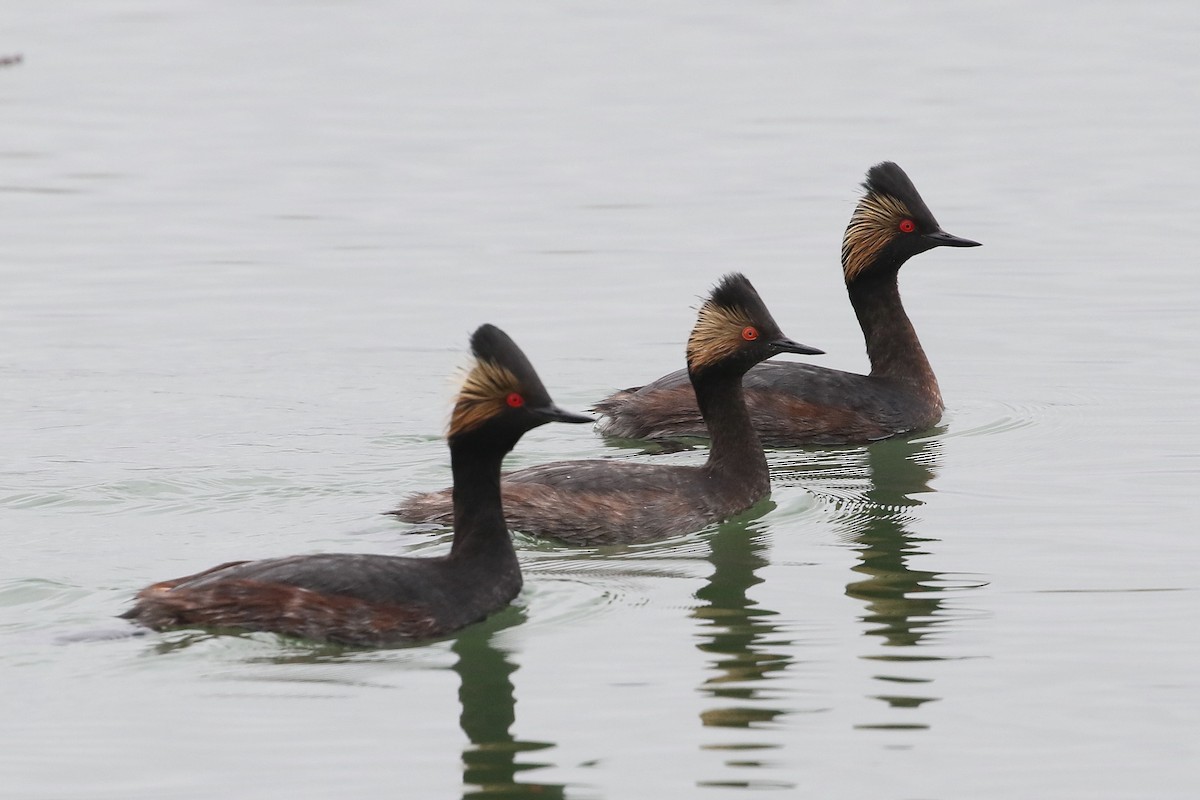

842,192,911,281
448,357,522,436
686,301,759,368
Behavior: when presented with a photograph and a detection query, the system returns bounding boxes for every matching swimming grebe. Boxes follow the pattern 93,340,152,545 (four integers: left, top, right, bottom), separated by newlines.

593,162,980,446
120,325,593,646
394,274,822,544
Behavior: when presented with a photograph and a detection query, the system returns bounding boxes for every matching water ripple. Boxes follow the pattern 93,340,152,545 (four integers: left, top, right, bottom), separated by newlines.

0,578,88,610
517,549,705,630
1,472,388,515
940,396,1085,439
513,577,648,631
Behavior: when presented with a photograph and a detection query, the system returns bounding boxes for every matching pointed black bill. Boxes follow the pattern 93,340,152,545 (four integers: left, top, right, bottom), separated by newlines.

924,229,981,248
529,403,595,425
770,337,824,356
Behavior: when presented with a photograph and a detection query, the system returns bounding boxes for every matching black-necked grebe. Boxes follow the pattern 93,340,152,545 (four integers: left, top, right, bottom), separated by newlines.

394,274,822,544
594,162,980,446
120,325,593,646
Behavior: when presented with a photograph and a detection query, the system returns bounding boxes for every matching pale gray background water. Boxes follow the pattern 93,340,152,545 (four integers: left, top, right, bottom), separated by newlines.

2,1,1198,798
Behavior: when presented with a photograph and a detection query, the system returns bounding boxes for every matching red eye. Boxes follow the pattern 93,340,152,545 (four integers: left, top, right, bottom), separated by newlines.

506,393,524,408
899,219,916,233
741,326,759,341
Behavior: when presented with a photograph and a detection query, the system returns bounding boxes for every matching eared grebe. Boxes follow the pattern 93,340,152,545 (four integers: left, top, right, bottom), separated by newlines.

120,325,593,646
394,274,822,545
593,162,980,446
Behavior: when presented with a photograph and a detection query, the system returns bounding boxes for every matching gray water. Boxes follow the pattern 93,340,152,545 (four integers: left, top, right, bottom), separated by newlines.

2,1,1198,798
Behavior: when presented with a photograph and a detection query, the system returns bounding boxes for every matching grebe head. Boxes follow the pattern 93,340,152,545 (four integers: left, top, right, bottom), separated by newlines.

686,273,823,375
449,324,593,446
841,162,980,283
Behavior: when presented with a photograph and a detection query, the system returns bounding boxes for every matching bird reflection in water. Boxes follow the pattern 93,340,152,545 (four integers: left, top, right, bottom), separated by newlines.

692,509,798,792
452,609,566,799
145,608,566,798
846,435,944,649
693,510,790,729
838,434,984,726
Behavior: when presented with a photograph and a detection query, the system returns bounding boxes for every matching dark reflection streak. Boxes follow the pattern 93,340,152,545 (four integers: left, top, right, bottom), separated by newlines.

452,609,566,800
772,433,974,723
845,436,944,651
138,609,568,797
693,509,792,731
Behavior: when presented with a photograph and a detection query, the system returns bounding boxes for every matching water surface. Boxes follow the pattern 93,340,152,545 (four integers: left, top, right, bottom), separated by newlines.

2,1,1198,798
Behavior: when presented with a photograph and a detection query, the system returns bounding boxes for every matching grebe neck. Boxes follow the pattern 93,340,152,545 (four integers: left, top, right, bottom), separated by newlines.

448,442,513,561
692,367,769,493
847,270,939,396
